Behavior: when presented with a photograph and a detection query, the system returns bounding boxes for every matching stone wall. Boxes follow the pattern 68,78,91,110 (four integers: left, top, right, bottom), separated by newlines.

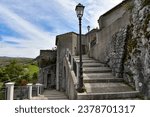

37,49,56,89
107,26,128,78
98,0,131,29
56,32,78,91
123,0,150,98
88,0,150,98
38,50,56,68
55,32,89,91
90,0,131,62
85,29,98,55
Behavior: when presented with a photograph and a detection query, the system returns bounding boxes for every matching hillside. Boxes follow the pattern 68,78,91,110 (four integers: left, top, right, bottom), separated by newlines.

0,57,39,89
0,56,33,67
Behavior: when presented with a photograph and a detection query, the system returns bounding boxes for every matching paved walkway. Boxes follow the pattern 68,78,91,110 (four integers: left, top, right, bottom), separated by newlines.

31,90,68,100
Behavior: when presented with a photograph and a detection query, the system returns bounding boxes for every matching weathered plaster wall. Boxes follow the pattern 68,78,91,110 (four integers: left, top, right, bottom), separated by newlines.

90,2,131,62
98,1,130,29
56,32,89,91
56,32,78,91
85,29,98,55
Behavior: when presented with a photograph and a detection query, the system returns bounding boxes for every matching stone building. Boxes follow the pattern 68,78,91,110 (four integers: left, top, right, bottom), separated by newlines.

37,50,56,89
56,0,150,99
56,32,78,91
56,28,101,91
85,28,99,55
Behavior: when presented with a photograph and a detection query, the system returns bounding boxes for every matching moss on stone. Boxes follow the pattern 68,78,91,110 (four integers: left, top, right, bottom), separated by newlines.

143,14,150,38
143,14,150,30
127,39,137,54
142,0,150,7
123,2,134,12
127,71,133,77
124,25,137,62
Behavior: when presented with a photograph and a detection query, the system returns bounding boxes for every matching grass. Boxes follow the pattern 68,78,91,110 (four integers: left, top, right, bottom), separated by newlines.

27,64,39,76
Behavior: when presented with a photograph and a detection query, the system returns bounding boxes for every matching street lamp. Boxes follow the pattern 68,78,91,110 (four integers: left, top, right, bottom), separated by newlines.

75,3,85,93
87,25,90,32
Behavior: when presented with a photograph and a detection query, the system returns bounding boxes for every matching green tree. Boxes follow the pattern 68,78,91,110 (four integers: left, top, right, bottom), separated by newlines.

0,60,39,86
5,60,24,81
0,68,10,82
32,72,38,84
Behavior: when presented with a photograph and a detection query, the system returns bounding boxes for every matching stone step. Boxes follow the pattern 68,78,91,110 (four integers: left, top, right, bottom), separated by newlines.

84,83,134,93
31,95,48,100
45,96,68,99
74,58,93,60
42,90,68,100
46,97,68,100
74,55,89,58
73,55,139,100
84,78,123,83
83,67,111,73
83,73,114,78
75,59,99,63
43,94,67,97
83,63,105,67
77,91,140,100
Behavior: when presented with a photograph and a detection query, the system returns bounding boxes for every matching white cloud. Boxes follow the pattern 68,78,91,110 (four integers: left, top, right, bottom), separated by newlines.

81,0,123,29
0,3,55,57
0,46,40,58
0,0,123,58
0,4,54,43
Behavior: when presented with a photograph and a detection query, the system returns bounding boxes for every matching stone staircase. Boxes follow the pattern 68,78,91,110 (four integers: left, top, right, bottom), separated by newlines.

31,90,68,100
74,55,140,100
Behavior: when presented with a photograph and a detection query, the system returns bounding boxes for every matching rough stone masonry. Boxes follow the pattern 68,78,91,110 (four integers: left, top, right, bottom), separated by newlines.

107,0,150,99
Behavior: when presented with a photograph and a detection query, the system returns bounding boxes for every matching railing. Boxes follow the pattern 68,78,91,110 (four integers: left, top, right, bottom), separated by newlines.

3,82,44,100
0,88,7,100
90,39,97,48
32,85,38,97
66,48,79,81
40,85,44,94
14,86,28,100
32,85,44,97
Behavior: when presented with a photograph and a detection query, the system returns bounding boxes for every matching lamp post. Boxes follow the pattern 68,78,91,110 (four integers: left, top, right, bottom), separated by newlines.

87,25,90,32
75,3,85,93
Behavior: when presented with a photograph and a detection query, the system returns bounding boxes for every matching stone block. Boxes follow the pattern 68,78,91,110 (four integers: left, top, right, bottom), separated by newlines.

115,73,123,78
115,68,122,73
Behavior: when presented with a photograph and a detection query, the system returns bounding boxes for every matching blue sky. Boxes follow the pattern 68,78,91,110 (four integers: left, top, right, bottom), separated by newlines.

0,0,122,58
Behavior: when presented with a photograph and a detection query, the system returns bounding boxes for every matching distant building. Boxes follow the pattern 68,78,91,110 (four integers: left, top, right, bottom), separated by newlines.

37,50,56,89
